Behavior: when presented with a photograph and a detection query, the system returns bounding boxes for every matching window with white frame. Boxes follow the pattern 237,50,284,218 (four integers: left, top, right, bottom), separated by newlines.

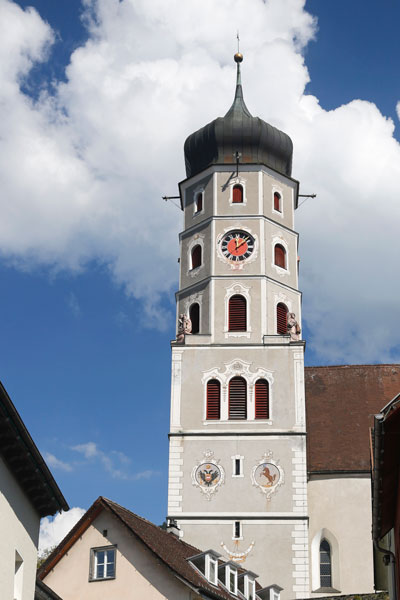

205,553,218,585
245,576,256,600
90,546,116,581
227,564,238,594
232,455,244,477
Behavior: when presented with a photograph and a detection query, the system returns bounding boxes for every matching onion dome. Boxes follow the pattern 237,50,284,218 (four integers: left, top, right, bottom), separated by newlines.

184,53,293,178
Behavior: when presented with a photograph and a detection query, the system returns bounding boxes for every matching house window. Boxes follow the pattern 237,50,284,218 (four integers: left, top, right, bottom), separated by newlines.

232,184,243,203
276,303,288,335
205,554,218,585
206,380,220,420
14,551,23,600
255,379,269,419
194,192,203,213
229,376,247,420
232,455,244,477
320,539,332,588
191,245,202,269
228,295,247,331
228,565,238,593
274,192,281,212
189,303,200,334
233,521,242,539
245,576,256,600
90,547,116,581
274,244,286,269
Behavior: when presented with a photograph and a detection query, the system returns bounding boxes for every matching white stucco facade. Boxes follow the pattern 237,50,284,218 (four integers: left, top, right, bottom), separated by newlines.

0,456,40,600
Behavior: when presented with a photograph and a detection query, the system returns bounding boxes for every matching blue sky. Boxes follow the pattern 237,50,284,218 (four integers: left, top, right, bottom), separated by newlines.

2,0,400,543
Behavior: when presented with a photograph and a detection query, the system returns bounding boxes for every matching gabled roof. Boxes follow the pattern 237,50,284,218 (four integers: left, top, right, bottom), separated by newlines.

38,496,244,600
0,381,68,517
305,364,400,473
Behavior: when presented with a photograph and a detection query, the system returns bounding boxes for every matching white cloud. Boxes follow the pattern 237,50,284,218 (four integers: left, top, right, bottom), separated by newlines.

39,507,86,554
43,452,73,472
1,0,400,361
66,291,81,316
72,441,98,459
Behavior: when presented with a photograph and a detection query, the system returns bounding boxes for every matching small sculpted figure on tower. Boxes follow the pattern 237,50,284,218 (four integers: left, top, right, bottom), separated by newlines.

177,314,192,343
287,313,301,341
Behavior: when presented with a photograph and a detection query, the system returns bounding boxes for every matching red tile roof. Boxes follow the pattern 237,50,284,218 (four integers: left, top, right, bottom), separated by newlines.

38,497,241,600
305,365,400,473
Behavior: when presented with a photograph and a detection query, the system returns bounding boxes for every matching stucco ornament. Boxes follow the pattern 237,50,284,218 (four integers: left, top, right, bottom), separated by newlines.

176,314,192,343
192,450,225,500
287,312,301,341
251,452,284,500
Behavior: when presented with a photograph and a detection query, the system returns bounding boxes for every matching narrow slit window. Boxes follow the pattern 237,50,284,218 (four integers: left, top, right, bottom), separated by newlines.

191,245,202,269
255,379,269,419
234,521,241,539
232,184,243,203
189,303,200,334
206,380,220,420
195,192,203,213
320,539,332,588
274,192,281,212
235,458,241,475
277,303,288,335
228,295,247,331
274,244,286,269
229,377,247,419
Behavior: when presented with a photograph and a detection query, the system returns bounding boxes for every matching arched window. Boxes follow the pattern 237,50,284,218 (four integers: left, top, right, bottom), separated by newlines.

228,295,247,331
274,192,281,212
232,184,243,204
319,539,332,588
277,303,288,335
206,380,220,420
191,245,202,269
189,303,200,334
195,192,203,213
255,379,269,419
274,244,286,269
229,377,247,419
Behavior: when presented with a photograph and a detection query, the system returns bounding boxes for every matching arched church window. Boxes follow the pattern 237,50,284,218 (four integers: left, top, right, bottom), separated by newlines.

277,303,288,335
189,303,200,334
255,379,269,419
194,192,203,213
274,244,286,269
319,539,332,588
232,184,243,204
191,245,202,269
274,192,281,212
206,380,220,420
229,377,247,420
228,295,247,331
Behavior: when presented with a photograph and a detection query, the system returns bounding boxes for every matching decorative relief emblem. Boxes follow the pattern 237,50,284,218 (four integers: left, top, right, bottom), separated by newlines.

220,541,255,563
251,452,284,500
192,450,225,500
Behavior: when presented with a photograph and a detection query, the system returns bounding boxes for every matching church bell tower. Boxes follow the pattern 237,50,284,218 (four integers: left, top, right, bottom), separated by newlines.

167,53,309,598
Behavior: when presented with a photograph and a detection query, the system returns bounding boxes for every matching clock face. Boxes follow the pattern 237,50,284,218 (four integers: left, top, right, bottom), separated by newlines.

220,230,255,262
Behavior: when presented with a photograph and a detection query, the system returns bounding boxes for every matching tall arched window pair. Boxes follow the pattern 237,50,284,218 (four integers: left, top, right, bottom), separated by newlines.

206,378,269,420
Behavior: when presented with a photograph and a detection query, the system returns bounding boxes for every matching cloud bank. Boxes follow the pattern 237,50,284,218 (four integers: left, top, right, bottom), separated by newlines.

39,507,85,554
1,0,399,362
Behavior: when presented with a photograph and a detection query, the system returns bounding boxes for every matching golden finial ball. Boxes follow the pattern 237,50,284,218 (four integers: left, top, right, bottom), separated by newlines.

234,52,243,63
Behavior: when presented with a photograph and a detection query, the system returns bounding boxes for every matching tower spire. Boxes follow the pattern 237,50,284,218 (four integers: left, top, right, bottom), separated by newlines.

226,42,251,118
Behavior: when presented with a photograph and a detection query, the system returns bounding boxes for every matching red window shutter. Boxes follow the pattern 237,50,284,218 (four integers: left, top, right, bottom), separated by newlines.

274,192,281,212
228,295,246,331
191,245,202,269
232,185,243,203
195,193,203,212
277,303,288,334
206,380,220,420
190,303,200,334
255,379,269,419
274,244,286,269
229,377,247,419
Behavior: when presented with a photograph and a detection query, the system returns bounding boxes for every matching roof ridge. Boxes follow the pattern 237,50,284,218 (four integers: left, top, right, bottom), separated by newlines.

305,363,400,369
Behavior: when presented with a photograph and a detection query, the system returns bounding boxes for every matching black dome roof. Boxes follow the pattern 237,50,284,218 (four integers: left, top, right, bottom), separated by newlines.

184,58,293,179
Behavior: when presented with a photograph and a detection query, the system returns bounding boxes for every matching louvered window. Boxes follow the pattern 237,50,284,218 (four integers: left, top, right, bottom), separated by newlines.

206,380,220,420
228,295,246,331
232,184,243,203
277,303,288,335
229,377,247,419
274,192,281,212
274,244,286,269
191,245,202,269
255,379,269,419
319,539,332,588
195,192,203,213
190,303,200,334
